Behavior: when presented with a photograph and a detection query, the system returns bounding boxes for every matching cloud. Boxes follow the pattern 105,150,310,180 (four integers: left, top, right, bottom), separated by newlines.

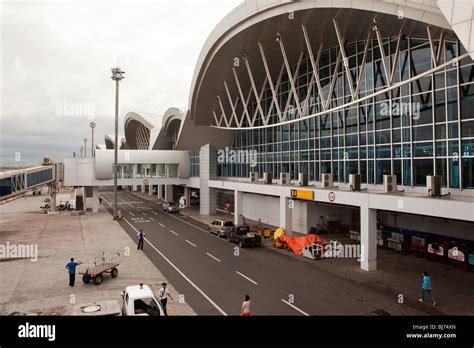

0,0,242,165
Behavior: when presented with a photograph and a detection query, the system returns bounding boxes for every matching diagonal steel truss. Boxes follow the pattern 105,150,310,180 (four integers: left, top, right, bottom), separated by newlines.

210,18,462,130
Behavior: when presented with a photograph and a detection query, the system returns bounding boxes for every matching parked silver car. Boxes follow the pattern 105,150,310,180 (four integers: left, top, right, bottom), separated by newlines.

208,220,234,238
162,200,179,213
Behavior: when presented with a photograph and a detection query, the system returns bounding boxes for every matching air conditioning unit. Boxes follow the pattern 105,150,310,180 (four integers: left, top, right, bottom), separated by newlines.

280,172,290,185
298,173,308,186
349,174,361,191
43,156,53,165
322,173,333,188
384,175,397,193
427,175,441,197
263,172,273,184
249,172,258,183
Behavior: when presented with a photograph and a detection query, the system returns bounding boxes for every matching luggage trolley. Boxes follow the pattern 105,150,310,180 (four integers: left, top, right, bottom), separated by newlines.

79,251,122,285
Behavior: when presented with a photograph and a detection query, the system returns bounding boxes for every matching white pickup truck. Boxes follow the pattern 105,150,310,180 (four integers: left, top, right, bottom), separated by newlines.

121,283,165,316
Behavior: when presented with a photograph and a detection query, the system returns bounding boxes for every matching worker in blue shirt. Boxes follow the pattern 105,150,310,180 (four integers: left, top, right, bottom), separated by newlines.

419,271,438,306
137,229,145,250
66,257,82,287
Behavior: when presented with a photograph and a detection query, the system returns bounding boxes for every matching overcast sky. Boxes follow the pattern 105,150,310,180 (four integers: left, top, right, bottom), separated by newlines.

0,0,242,166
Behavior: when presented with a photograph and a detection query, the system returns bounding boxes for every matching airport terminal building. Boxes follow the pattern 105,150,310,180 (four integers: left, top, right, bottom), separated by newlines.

64,0,474,271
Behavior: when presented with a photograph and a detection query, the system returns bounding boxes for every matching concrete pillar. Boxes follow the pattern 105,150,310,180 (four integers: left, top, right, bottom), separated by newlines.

50,189,57,212
164,185,174,201
234,190,243,225
92,186,99,213
132,185,137,191
200,144,217,215
184,187,191,207
141,185,145,193
149,184,152,196
157,185,163,199
279,195,292,236
360,205,377,271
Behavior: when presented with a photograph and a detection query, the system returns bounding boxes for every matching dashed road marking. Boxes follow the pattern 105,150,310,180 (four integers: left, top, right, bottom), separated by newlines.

281,299,309,316
206,253,221,263
185,240,197,247
159,223,165,228
170,230,179,236
129,212,135,217
123,218,227,316
235,271,258,285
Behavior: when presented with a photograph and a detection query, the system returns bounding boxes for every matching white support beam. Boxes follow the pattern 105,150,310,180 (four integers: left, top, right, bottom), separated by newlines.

302,24,326,111
276,33,303,119
224,81,241,127
251,75,268,126
283,51,304,119
265,63,285,124
258,42,284,123
389,28,403,84
324,49,342,110
333,19,355,100
372,20,390,87
216,95,230,128
232,67,252,127
354,28,372,98
427,26,438,68
243,54,266,125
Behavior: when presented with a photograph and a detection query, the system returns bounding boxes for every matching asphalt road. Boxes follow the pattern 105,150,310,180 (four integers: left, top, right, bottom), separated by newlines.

99,188,423,316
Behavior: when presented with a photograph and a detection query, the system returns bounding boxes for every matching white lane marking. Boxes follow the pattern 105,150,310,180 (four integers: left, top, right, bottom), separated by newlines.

170,230,179,236
150,217,155,221
206,252,221,263
129,212,135,217
142,212,147,216
159,223,165,228
185,240,197,247
123,218,227,316
235,271,258,285
281,299,310,316
151,211,158,215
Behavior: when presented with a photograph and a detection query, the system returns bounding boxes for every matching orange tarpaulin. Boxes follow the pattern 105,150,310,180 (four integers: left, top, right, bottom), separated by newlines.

279,234,328,255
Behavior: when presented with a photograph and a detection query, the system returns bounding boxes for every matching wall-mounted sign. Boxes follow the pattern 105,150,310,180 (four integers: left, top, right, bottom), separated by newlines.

328,191,336,203
143,178,149,185
290,189,314,200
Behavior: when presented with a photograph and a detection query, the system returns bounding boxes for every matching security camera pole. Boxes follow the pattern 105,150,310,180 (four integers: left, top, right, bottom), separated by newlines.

111,67,125,219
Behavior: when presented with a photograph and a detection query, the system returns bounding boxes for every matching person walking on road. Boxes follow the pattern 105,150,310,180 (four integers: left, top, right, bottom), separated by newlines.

137,229,145,250
158,282,174,316
241,294,251,316
65,257,82,287
98,194,102,205
419,271,438,306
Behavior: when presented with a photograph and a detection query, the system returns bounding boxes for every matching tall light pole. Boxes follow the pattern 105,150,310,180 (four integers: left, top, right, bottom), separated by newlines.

90,121,96,157
83,138,87,157
111,66,125,219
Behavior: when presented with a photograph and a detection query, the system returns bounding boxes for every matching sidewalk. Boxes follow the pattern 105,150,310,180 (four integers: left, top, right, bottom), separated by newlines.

132,190,473,315
0,188,195,315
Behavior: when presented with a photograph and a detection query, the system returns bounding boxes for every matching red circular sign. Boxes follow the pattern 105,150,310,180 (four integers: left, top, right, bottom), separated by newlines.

143,178,149,185
328,191,336,203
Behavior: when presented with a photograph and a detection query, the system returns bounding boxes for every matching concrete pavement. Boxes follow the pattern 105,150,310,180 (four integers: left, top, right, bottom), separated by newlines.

0,187,195,315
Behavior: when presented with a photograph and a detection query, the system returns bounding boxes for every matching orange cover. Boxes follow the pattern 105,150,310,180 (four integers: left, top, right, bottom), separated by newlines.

280,234,327,255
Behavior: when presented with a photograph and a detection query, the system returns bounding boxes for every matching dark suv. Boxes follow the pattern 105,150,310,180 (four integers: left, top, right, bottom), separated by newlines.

226,225,262,248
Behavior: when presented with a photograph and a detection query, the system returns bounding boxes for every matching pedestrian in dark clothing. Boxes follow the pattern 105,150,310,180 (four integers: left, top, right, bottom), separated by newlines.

419,271,438,306
159,282,174,316
137,229,145,250
98,195,102,205
66,257,82,287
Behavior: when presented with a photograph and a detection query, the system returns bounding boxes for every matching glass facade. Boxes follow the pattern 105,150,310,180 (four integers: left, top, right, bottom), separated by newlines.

216,37,474,189
189,150,200,177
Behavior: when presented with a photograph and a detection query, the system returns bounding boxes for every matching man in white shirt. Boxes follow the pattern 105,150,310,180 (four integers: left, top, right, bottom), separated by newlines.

158,282,174,315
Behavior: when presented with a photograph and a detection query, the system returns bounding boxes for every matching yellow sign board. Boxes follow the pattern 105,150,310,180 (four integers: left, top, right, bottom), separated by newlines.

290,189,314,200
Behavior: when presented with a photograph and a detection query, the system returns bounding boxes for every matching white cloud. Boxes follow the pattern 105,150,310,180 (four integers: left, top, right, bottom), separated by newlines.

0,0,242,164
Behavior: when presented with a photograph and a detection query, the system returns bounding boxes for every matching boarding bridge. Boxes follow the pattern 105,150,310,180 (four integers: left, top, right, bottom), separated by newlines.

0,164,60,202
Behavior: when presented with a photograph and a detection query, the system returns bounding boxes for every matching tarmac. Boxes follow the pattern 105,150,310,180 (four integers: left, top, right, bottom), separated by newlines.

0,188,196,316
